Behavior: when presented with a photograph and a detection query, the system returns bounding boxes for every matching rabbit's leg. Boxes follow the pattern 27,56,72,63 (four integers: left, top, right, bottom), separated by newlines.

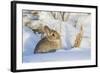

39,48,57,53
34,48,57,54
48,49,56,53
38,49,56,54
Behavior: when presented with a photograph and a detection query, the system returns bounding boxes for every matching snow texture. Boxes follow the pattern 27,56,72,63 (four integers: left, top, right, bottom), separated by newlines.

22,10,91,63
23,26,91,63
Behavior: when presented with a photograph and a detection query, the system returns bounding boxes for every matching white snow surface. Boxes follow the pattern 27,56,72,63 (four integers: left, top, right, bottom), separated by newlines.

23,27,91,63
22,11,91,63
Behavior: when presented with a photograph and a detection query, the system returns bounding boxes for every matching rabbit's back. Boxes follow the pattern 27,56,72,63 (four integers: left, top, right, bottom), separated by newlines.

34,37,60,53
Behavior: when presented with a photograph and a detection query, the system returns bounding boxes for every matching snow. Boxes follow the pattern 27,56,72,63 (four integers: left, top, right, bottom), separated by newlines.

22,10,91,63
23,27,91,63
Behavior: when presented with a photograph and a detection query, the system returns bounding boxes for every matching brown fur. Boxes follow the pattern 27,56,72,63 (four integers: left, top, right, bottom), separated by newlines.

34,26,61,54
74,25,83,48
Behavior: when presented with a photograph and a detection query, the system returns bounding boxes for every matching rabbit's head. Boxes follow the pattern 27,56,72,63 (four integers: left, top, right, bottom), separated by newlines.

43,26,60,41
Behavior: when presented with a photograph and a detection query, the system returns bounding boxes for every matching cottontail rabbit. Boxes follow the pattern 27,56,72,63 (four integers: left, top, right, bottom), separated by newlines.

34,26,61,54
74,25,83,48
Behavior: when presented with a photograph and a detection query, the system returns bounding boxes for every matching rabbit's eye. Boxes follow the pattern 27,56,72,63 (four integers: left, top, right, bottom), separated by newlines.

52,33,55,36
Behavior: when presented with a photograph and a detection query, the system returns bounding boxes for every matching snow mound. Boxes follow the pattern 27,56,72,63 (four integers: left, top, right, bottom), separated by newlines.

22,27,91,63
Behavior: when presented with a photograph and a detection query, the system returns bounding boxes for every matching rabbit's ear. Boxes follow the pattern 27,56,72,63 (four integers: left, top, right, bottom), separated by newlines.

44,26,51,34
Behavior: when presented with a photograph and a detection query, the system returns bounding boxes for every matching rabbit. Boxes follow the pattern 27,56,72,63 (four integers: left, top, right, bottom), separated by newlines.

74,25,83,48
34,25,61,54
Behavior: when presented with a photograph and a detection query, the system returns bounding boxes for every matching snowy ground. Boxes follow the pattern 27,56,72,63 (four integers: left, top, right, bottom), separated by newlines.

22,27,91,63
22,10,91,63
